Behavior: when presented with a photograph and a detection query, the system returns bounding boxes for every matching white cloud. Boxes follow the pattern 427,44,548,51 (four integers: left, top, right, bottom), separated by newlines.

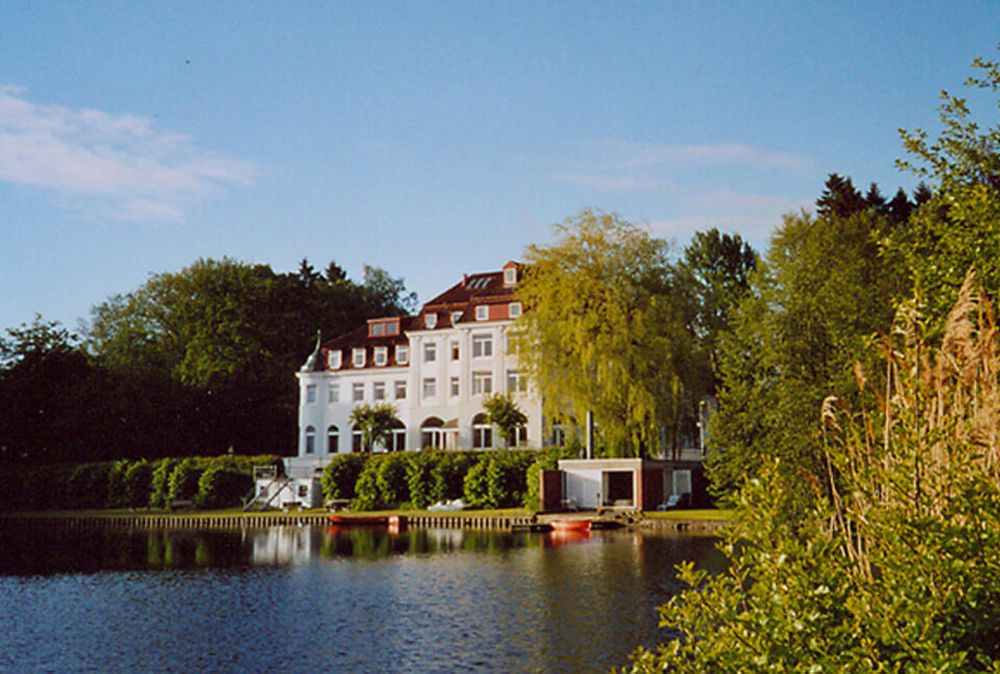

647,191,811,247
614,141,812,173
0,85,257,222
551,172,675,192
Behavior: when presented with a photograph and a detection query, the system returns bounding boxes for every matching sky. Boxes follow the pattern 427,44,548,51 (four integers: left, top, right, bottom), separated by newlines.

1,1,998,334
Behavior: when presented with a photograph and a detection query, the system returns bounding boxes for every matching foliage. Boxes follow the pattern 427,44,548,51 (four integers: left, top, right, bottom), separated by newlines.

517,209,704,456
627,275,1000,673
321,453,367,501
67,462,113,510
462,457,498,509
166,459,205,503
891,49,1000,331
149,458,182,508
675,228,757,392
429,451,477,502
462,451,536,509
482,393,528,448
405,451,436,508
122,460,153,508
105,459,132,508
523,446,576,510
706,200,907,502
350,453,410,510
197,465,252,509
348,403,401,453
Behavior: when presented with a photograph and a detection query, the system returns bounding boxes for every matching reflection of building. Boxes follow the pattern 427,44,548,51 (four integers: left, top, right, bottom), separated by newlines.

287,262,543,484
251,526,322,565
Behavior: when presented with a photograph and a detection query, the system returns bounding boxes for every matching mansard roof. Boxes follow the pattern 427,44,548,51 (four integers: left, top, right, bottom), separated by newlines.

307,262,522,371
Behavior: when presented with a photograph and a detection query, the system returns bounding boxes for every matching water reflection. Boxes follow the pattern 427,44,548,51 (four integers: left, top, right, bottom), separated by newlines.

0,524,725,673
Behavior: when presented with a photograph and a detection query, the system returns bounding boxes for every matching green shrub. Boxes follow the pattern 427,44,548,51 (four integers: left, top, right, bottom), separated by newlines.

430,451,477,502
351,458,381,511
463,457,499,509
67,462,113,509
149,458,181,508
105,459,132,508
350,453,410,510
523,447,574,510
405,451,435,508
197,465,251,509
322,454,367,501
166,459,204,504
122,460,153,508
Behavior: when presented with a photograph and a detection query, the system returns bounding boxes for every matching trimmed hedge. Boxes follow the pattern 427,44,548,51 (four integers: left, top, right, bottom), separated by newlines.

0,454,280,512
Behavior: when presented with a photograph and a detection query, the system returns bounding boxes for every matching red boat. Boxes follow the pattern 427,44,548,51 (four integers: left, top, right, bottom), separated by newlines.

549,519,592,532
326,515,390,526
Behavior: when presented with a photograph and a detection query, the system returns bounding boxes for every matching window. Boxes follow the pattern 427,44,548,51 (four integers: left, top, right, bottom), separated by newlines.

425,313,438,329
472,413,493,449
305,425,316,454
394,380,407,400
352,382,364,402
451,311,463,326
386,321,399,336
506,369,527,393
327,425,339,453
423,377,437,398
395,345,409,365
473,371,493,395
509,302,522,318
450,376,460,398
450,341,460,360
298,484,309,498
353,348,366,367
328,350,342,369
421,417,445,449
305,384,317,404
382,421,406,452
371,322,385,337
475,305,489,321
373,381,386,401
550,422,566,447
504,267,517,285
514,424,528,447
424,342,436,362
472,334,493,358
328,383,339,403
374,346,388,366
352,427,363,453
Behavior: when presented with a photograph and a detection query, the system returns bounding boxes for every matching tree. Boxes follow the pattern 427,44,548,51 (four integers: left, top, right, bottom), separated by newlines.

627,276,1000,673
516,209,702,456
676,228,757,392
348,403,400,453
890,50,1000,331
707,201,906,501
482,393,528,448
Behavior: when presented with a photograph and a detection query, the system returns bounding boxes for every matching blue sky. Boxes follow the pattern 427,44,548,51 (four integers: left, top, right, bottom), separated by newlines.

1,2,997,334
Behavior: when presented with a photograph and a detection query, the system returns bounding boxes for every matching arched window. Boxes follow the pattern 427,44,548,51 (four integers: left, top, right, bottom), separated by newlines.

305,425,316,454
327,425,339,454
351,425,363,453
472,413,493,449
421,417,445,450
388,420,406,452
513,424,528,447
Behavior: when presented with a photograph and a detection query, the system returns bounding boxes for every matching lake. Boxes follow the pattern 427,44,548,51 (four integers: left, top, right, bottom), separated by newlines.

0,524,724,673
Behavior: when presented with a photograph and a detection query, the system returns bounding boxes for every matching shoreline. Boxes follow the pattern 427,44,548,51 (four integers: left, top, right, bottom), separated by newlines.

0,508,731,533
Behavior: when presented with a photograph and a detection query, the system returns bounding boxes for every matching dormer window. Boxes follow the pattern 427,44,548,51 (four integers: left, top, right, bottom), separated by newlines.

509,302,522,318
374,346,388,367
475,305,489,321
371,322,385,337
504,267,517,286
386,320,399,336
328,350,342,369
395,345,409,365
425,313,438,329
451,311,462,325
369,318,400,337
352,348,366,367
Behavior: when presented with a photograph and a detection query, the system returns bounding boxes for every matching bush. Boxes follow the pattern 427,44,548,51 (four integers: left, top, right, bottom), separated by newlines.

67,462,113,509
149,458,181,508
351,458,381,511
166,459,204,504
430,451,477,502
523,447,574,510
120,460,153,508
405,451,436,508
197,465,251,509
106,459,132,508
322,454,367,502
463,457,499,509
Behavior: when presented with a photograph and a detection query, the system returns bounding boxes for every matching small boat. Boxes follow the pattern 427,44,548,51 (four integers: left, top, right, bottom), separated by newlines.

326,514,390,526
549,519,592,532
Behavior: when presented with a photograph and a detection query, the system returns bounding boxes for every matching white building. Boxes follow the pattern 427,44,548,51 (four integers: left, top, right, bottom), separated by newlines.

284,261,543,487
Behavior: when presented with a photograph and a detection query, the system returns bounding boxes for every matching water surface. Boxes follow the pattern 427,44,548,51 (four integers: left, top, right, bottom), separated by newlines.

0,525,723,673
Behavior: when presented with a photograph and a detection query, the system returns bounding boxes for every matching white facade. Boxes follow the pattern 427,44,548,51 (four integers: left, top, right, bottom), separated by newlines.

287,264,543,479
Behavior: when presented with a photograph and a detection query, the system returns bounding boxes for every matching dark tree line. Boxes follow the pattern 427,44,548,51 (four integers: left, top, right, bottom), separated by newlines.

0,258,415,464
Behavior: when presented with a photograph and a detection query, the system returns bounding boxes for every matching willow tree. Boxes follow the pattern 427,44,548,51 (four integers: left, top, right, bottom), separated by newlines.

515,209,704,457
